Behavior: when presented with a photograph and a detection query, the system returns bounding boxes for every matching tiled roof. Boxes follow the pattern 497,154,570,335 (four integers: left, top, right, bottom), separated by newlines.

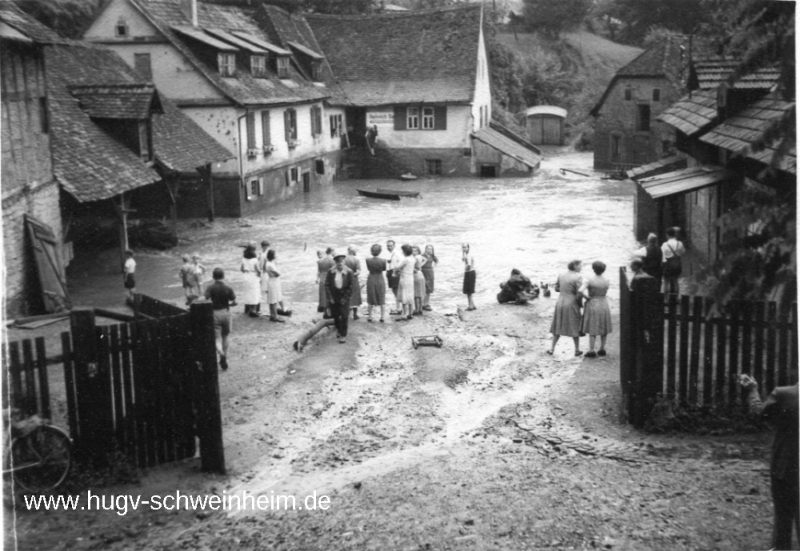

132,0,328,106
45,44,161,202
0,1,67,44
699,96,796,174
591,35,689,117
153,97,233,172
472,127,541,169
69,84,159,120
692,57,780,90
306,4,482,106
639,165,735,199
626,155,687,180
658,90,718,136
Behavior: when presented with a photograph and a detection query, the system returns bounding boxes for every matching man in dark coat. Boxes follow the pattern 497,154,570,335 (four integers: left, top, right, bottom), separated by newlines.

741,374,799,550
325,251,354,344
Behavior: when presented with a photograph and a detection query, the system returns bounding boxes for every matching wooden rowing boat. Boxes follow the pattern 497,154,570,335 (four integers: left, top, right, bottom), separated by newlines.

357,189,401,200
376,188,421,198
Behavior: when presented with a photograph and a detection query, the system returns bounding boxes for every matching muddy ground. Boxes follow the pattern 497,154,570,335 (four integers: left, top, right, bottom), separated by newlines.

6,297,776,551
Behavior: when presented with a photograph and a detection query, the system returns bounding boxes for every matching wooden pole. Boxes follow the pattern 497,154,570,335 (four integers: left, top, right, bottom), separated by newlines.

204,163,215,223
189,302,225,474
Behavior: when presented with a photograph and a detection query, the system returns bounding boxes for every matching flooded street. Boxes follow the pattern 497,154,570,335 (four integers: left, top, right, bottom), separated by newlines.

68,149,636,310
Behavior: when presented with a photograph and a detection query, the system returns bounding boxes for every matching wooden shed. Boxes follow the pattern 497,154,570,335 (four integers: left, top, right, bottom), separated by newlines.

525,106,567,145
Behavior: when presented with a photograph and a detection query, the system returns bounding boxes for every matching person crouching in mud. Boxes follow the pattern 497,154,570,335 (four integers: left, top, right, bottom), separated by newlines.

497,269,539,305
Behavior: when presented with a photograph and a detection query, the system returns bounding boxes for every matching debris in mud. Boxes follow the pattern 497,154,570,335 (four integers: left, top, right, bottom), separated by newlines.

412,335,443,349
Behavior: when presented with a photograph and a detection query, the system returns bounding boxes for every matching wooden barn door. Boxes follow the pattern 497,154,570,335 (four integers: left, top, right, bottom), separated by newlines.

25,214,70,313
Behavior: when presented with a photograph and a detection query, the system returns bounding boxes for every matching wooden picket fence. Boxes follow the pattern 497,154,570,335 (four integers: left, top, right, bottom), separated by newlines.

4,296,225,473
619,267,797,427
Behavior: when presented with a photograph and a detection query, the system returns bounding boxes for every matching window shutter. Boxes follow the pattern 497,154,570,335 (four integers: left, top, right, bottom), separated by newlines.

290,109,297,140
284,110,291,142
394,106,406,130
261,111,270,146
433,106,447,130
246,112,256,149
258,177,265,195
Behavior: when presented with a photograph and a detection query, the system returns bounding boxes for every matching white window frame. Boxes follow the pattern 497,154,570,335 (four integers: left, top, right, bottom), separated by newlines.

251,55,267,77
422,107,435,129
277,56,290,79
407,107,419,129
247,179,258,201
218,53,236,77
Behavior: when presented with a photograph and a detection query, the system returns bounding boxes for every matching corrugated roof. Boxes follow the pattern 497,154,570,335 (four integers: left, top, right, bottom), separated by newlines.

639,165,735,199
658,90,718,135
692,57,780,90
0,1,67,44
472,127,541,169
699,96,796,175
69,84,158,120
626,155,687,180
306,4,481,106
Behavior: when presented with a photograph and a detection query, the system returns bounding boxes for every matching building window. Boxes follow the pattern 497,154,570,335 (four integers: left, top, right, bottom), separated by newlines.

115,18,128,37
246,112,256,149
277,56,290,79
422,107,434,129
287,167,298,186
652,88,661,102
316,159,325,174
247,179,259,201
311,105,322,137
138,121,152,161
39,97,48,134
311,60,322,82
251,55,267,77
218,53,236,77
407,107,419,129
425,159,442,175
624,87,632,101
261,111,271,147
134,53,152,80
284,108,297,144
611,135,621,161
637,104,651,132
329,114,342,138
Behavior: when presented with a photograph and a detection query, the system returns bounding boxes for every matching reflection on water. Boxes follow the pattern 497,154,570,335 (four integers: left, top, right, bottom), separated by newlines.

68,151,637,312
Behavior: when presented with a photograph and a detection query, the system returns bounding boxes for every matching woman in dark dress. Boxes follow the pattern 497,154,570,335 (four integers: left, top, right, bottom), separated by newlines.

345,245,362,320
316,247,335,313
548,259,584,356
421,245,438,311
365,244,387,322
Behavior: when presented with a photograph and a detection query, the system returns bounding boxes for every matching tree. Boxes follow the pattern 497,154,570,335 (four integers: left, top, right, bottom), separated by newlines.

13,0,102,38
522,0,591,39
604,0,713,45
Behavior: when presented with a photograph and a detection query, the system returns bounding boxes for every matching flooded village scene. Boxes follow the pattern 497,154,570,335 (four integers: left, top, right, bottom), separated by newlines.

1,0,797,550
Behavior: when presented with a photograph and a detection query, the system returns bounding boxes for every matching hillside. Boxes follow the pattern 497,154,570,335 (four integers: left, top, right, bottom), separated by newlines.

494,30,642,146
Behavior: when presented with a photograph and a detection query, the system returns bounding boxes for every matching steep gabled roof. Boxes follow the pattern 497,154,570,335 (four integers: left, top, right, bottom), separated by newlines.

657,90,718,136
306,4,482,106
130,0,328,106
590,35,689,117
0,0,67,44
691,57,781,91
699,95,796,175
45,44,161,202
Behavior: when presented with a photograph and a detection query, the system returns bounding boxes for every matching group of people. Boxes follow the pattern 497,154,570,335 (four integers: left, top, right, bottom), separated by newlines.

632,226,685,294
239,240,291,322
316,240,445,343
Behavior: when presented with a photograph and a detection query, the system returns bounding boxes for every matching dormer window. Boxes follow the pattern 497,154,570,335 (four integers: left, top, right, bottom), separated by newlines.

624,88,632,101
311,60,322,82
115,18,128,37
251,55,267,77
218,53,236,77
277,56,290,79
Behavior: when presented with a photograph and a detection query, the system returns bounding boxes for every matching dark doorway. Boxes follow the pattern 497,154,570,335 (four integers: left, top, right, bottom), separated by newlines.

345,107,367,147
302,171,311,193
480,165,497,178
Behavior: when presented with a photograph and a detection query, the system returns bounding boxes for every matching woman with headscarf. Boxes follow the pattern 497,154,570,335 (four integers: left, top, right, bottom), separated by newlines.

547,259,584,356
462,243,476,311
365,244,387,322
345,245,362,320
421,244,438,311
412,245,428,316
394,244,415,321
240,244,261,317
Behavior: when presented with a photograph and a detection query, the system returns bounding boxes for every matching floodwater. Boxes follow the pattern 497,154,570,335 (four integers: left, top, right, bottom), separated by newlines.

68,149,637,310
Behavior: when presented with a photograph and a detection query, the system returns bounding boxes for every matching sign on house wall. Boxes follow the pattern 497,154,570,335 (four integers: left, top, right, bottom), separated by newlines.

367,111,394,125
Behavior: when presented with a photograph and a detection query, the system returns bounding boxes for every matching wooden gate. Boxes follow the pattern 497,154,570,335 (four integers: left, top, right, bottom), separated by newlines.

619,268,798,428
4,296,225,473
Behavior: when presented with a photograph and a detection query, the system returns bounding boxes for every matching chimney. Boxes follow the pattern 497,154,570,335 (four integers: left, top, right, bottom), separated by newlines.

180,0,198,27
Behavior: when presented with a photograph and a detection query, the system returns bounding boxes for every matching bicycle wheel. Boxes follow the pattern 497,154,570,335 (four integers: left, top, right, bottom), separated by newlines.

10,425,72,493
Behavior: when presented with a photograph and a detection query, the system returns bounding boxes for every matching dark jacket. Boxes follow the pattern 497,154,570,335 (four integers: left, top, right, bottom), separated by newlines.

748,384,799,481
325,266,354,306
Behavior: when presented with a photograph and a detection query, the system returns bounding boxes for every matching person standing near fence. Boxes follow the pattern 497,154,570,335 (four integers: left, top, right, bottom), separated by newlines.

204,268,236,371
661,227,685,295
580,261,612,358
634,233,662,287
740,374,799,550
123,249,136,303
326,251,354,343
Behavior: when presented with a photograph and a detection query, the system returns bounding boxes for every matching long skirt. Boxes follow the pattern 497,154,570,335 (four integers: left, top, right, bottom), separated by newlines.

267,276,283,305
414,271,426,298
366,273,386,306
318,278,327,312
350,275,363,307
582,297,612,336
397,273,415,305
462,270,476,295
422,268,434,294
242,274,261,306
550,294,582,337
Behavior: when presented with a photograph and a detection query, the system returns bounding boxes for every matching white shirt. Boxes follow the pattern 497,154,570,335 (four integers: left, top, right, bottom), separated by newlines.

463,252,475,272
334,270,343,289
387,249,401,271
124,258,136,274
661,239,685,261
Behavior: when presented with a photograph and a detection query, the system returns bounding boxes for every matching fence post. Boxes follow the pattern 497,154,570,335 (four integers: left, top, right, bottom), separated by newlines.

190,302,225,474
631,277,663,428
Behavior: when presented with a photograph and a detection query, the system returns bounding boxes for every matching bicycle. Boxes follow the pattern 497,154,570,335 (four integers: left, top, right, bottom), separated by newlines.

3,409,73,493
